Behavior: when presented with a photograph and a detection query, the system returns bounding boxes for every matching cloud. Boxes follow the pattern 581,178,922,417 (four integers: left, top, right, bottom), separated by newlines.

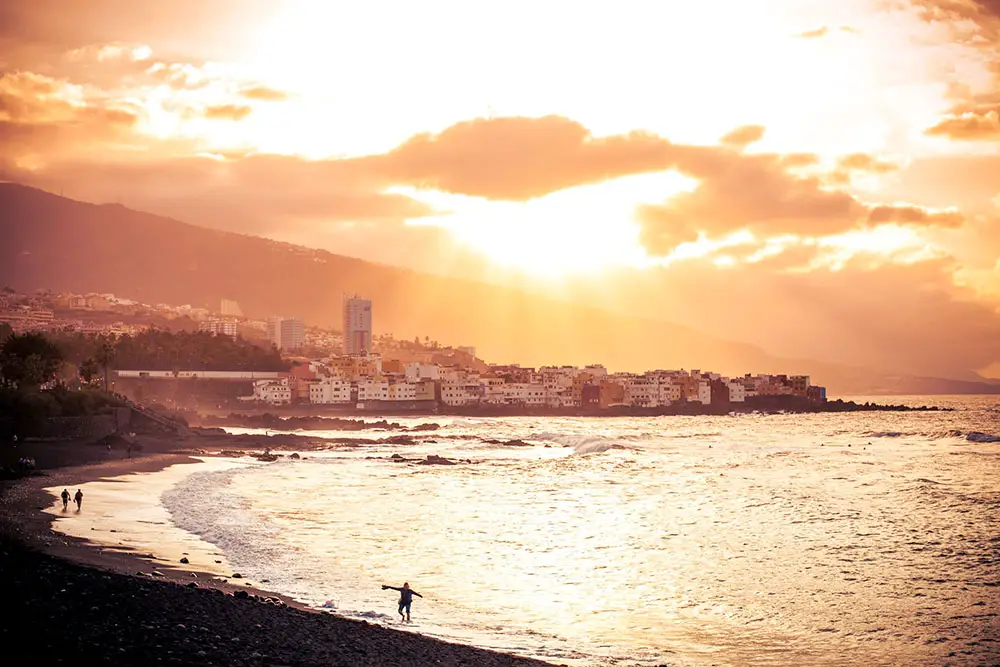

203,103,251,120
796,26,829,38
370,115,677,200
836,153,898,174
925,108,1000,140
719,124,766,148
240,86,287,101
867,203,965,226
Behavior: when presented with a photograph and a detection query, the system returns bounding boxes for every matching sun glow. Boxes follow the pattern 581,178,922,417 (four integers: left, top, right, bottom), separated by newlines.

395,172,697,276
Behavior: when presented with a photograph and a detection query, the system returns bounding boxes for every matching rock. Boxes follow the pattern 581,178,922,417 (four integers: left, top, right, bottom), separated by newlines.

289,452,300,459
179,557,189,564
231,573,242,579
215,560,222,564
390,453,403,459
419,454,456,465
186,582,198,589
151,571,164,577
233,590,249,599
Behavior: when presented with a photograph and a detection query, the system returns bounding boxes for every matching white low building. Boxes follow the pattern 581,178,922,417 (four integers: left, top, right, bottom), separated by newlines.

253,378,292,405
389,382,417,401
727,381,746,403
404,362,440,382
441,380,482,406
357,379,389,402
310,378,352,404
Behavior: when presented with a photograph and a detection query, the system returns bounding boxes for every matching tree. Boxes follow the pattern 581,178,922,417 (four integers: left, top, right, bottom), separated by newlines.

95,338,116,392
79,357,101,387
0,322,13,346
0,333,65,389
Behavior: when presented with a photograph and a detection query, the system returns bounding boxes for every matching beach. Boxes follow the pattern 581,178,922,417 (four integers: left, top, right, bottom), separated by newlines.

0,434,554,667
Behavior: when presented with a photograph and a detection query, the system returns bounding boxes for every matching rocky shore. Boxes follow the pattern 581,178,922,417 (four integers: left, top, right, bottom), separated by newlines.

0,435,554,667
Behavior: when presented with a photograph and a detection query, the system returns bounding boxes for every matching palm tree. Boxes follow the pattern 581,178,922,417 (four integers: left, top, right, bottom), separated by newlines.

95,338,116,393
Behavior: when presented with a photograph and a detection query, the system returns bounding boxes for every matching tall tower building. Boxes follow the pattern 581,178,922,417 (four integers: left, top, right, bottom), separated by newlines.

342,296,372,356
268,316,305,350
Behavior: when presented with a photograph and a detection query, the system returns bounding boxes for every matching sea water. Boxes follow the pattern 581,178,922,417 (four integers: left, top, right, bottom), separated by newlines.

79,397,1000,665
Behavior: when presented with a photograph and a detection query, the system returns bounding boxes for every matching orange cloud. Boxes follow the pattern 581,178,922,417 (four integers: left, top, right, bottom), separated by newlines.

925,108,1000,140
795,26,829,38
203,104,252,120
867,204,964,226
836,153,898,174
240,86,287,101
371,115,677,200
719,124,766,148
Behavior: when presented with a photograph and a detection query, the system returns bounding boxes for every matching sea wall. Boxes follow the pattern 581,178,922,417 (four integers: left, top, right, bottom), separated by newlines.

42,408,132,440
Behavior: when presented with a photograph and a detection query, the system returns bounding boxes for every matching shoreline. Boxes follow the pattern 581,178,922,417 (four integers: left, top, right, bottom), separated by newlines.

0,434,555,667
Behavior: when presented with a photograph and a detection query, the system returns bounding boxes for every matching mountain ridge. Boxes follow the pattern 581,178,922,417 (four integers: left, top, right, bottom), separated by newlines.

2,182,997,395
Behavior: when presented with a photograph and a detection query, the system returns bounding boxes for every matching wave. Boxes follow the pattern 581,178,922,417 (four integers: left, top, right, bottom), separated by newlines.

531,432,627,454
864,429,1000,443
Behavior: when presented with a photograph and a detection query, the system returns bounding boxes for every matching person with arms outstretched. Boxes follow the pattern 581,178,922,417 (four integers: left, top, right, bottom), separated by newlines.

382,582,422,622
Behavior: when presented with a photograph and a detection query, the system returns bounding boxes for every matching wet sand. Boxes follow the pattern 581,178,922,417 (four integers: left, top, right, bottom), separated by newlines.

0,434,554,667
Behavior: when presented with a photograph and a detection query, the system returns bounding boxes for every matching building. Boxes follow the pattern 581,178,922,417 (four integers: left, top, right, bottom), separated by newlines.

343,296,372,356
252,378,292,405
269,317,305,351
405,362,440,382
220,299,243,317
310,378,352,404
357,378,389,402
198,318,238,339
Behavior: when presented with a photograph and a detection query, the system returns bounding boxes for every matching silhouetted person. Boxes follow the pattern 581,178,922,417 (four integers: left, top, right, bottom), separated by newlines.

60,489,70,510
74,489,83,510
382,582,422,622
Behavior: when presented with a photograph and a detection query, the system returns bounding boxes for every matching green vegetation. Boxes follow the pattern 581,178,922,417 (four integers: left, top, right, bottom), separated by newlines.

0,333,121,440
0,328,283,440
47,328,288,373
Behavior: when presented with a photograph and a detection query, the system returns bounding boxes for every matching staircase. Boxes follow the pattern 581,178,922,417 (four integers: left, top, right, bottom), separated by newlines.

117,395,192,436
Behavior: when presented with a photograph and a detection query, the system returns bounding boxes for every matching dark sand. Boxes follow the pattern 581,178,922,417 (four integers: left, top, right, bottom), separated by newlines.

0,435,555,667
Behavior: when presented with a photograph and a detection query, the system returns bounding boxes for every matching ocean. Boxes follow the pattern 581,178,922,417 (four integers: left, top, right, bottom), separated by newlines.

52,396,1000,666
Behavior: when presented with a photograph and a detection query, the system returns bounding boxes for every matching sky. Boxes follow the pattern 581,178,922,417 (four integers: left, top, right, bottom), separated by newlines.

2,0,1000,380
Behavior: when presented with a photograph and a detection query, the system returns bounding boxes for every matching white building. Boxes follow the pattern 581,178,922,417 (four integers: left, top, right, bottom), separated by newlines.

441,380,482,406
696,380,712,405
310,378,352,404
267,317,305,350
357,378,389,402
343,296,372,356
405,362,440,382
727,381,746,403
389,382,417,401
252,378,292,405
658,381,681,405
198,318,238,339
624,377,660,407
220,299,243,317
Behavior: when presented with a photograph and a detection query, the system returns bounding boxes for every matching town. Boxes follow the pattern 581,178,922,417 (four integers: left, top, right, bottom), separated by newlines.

0,288,827,411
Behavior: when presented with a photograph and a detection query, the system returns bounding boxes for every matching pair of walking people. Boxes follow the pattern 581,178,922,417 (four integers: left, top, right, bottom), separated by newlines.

60,488,83,510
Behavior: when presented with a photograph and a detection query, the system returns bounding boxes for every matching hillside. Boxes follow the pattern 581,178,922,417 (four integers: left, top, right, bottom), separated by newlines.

2,183,997,395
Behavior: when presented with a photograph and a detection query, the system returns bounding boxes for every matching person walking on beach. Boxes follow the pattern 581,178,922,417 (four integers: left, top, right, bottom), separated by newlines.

74,489,83,510
60,489,70,510
382,582,423,622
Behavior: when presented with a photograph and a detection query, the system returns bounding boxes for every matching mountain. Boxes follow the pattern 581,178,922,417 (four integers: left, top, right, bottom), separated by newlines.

1,183,997,395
